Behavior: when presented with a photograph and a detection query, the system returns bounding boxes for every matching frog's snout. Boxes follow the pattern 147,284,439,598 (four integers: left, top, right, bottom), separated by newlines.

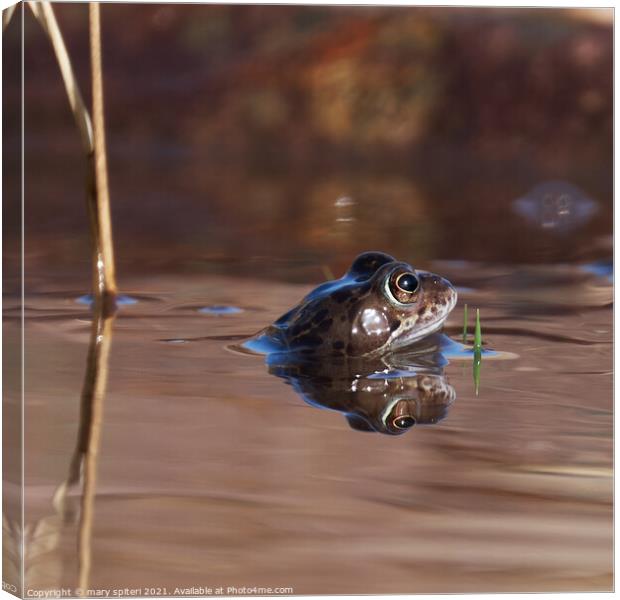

418,272,458,314
445,278,458,313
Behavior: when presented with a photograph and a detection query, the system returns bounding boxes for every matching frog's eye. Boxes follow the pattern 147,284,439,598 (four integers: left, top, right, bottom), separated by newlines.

392,415,416,429
387,270,420,304
396,272,419,293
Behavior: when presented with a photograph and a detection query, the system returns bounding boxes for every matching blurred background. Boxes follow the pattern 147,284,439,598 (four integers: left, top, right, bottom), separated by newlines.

3,4,613,286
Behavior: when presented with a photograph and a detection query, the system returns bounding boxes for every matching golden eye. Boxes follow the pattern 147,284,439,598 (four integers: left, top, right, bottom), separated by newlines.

392,416,416,429
386,270,421,305
395,272,419,293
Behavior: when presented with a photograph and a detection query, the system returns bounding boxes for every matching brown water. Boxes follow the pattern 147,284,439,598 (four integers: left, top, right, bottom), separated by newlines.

5,258,613,595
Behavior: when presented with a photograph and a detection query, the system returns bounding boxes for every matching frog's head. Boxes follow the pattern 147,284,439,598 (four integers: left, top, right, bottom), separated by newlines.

272,251,457,357
342,252,458,356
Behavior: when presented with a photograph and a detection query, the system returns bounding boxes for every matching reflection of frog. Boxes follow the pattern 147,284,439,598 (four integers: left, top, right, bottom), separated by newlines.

512,180,598,234
246,251,457,357
267,334,456,435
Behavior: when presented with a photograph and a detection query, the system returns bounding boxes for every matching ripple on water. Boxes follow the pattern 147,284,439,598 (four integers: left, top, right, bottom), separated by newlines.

198,305,243,315
581,261,613,283
437,334,517,360
75,294,139,306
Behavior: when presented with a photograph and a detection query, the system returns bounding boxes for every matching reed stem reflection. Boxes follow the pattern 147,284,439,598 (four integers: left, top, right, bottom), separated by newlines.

52,301,116,594
77,307,115,594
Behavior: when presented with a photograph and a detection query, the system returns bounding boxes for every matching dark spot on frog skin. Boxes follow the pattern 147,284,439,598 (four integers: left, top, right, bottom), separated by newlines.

316,318,333,332
332,289,350,303
302,335,324,347
290,323,304,336
312,308,329,324
332,340,345,350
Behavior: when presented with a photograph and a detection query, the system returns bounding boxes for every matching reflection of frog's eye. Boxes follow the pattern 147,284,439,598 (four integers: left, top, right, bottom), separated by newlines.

392,416,416,429
396,272,419,293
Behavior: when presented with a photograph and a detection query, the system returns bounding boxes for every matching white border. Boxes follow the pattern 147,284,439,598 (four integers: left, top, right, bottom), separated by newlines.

0,2,615,600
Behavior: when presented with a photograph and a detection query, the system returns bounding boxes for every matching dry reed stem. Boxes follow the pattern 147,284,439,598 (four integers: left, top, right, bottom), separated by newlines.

21,4,118,591
2,3,17,31
28,2,93,152
89,2,117,301
29,1,118,306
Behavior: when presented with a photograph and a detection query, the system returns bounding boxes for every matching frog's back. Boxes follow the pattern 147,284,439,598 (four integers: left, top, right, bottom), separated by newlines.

265,252,397,356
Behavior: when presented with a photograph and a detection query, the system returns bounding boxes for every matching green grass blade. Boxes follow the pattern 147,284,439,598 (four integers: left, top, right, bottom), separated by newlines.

473,308,482,395
474,308,482,351
473,347,481,396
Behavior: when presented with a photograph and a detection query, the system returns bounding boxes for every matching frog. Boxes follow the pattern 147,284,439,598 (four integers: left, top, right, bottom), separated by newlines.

245,251,457,357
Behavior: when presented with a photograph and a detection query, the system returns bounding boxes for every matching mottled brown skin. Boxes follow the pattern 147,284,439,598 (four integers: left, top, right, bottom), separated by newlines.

262,251,457,357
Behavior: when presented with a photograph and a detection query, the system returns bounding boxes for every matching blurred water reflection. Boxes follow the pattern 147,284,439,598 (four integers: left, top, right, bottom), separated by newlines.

261,334,456,435
512,180,598,233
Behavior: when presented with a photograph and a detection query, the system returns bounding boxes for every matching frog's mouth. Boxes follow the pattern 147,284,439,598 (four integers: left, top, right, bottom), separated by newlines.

388,314,451,351
388,290,458,352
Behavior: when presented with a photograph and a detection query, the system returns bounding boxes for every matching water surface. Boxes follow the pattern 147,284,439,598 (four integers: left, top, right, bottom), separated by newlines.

6,259,612,594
